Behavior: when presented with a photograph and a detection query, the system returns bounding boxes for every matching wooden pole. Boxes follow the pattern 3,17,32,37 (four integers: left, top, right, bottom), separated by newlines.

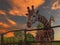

24,29,27,45
1,34,4,45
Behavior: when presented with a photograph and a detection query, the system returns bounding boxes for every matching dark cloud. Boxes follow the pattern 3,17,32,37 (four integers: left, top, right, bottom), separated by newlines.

0,0,13,11
6,15,27,24
36,0,55,19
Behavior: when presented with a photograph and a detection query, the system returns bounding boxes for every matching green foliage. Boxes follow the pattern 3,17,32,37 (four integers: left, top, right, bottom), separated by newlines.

26,33,34,41
26,33,35,45
37,22,44,29
14,30,24,41
4,37,17,42
3,35,60,45
53,42,60,45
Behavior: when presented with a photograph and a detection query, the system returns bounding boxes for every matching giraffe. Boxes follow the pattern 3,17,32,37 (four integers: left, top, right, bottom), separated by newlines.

34,15,54,45
26,5,54,45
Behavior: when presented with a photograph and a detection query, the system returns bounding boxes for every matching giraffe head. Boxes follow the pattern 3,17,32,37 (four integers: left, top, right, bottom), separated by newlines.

26,5,38,28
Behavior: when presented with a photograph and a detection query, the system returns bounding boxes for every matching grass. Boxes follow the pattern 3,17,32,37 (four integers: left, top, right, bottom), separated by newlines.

53,42,60,45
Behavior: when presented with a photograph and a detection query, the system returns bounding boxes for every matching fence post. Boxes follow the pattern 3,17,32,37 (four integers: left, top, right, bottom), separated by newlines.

24,29,27,45
1,34,4,45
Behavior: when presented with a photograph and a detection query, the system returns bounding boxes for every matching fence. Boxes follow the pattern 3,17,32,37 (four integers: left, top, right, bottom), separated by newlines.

0,25,60,45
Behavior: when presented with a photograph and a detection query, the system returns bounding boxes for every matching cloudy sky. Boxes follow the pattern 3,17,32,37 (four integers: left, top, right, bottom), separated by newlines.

0,0,60,40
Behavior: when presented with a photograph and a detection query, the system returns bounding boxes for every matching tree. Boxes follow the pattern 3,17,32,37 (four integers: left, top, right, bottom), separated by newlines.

14,30,24,41
26,33,34,41
26,33,34,45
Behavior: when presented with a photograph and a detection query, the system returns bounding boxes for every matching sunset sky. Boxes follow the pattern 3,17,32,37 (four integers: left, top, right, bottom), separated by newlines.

0,0,60,40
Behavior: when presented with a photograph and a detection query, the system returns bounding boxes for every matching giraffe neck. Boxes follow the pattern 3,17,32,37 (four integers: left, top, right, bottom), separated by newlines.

38,14,51,28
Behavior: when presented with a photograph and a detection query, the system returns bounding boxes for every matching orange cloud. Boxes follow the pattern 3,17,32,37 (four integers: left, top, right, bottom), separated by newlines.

51,0,60,10
8,0,45,16
0,22,14,37
0,29,8,34
4,32,14,38
0,10,6,15
0,22,10,28
0,29,14,38
7,19,16,26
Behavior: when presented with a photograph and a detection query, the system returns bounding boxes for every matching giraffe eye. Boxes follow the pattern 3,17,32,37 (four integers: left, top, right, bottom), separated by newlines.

33,15,35,17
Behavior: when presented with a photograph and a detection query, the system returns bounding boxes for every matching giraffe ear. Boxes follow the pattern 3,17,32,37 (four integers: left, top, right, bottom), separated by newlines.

50,16,55,22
